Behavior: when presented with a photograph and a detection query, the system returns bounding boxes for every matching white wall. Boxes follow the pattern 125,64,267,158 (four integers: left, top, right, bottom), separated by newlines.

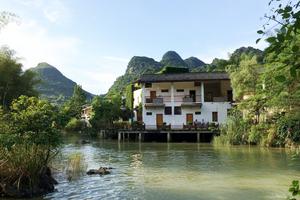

143,102,231,129
133,89,142,121
138,81,232,129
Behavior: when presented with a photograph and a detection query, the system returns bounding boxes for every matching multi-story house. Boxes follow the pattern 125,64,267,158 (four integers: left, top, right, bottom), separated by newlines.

132,72,233,130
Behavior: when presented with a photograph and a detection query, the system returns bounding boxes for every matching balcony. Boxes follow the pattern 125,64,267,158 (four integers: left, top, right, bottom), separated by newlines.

181,95,202,107
145,97,165,108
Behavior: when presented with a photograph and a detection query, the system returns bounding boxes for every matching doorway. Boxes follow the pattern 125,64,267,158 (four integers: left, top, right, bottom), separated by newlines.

186,113,193,125
156,114,163,129
189,90,196,102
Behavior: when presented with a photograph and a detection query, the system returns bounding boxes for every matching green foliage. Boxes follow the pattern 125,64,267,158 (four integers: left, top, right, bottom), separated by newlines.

0,47,38,109
65,118,85,132
125,84,133,109
184,57,206,70
229,56,262,100
160,51,188,68
258,0,300,80
107,51,206,97
58,85,87,128
0,144,58,196
90,95,122,129
276,113,300,147
0,96,62,197
158,66,189,74
66,152,87,181
288,180,300,200
30,62,93,105
0,96,61,148
213,109,250,146
248,124,268,145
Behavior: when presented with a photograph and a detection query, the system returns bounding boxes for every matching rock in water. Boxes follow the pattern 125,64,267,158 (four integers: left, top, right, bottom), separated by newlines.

87,167,111,175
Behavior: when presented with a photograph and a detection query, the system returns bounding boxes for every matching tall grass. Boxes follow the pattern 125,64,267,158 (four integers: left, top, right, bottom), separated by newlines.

0,144,59,195
213,112,250,146
66,153,87,181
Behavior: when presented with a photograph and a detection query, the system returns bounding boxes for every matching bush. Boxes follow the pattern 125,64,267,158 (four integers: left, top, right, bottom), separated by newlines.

65,118,86,132
213,109,250,145
158,66,189,74
275,113,300,147
0,96,62,197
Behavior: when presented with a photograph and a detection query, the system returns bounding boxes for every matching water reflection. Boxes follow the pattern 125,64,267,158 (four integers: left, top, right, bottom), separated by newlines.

42,139,300,200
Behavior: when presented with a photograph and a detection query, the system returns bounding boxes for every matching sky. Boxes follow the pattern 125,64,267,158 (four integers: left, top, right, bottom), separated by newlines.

0,0,270,95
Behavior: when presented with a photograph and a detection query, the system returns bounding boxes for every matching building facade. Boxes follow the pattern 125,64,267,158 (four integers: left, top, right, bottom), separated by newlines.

133,72,233,130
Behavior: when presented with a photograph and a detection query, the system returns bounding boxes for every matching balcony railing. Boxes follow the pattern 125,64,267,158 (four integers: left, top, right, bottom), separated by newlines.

145,97,165,107
145,95,201,103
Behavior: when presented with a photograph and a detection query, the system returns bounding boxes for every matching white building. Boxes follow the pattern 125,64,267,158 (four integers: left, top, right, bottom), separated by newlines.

132,72,233,130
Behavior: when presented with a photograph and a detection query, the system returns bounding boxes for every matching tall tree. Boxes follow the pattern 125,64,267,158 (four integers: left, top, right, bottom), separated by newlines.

58,85,87,127
0,47,38,109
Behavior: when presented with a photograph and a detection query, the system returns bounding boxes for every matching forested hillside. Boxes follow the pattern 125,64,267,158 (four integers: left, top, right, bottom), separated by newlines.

30,62,94,105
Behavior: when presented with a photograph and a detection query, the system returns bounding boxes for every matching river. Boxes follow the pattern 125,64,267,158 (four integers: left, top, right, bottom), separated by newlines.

42,137,300,200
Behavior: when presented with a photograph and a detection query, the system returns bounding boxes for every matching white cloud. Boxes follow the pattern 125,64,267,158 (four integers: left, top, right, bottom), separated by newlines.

14,0,70,23
0,20,80,69
0,17,129,95
43,0,69,23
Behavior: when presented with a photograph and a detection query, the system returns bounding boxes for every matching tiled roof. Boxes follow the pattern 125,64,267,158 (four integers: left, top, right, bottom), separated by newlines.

136,72,230,83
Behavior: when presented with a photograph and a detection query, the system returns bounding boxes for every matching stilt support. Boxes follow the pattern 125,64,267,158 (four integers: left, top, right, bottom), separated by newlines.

118,132,121,142
167,132,171,143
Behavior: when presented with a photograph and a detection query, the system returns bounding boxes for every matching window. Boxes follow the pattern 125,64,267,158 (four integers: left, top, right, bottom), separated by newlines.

161,89,169,93
145,83,152,88
195,111,201,115
212,112,218,122
146,112,152,116
174,106,182,115
164,106,172,115
176,89,184,92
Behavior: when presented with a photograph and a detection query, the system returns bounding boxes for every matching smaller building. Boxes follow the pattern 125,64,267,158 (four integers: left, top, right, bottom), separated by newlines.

81,104,93,121
132,72,233,130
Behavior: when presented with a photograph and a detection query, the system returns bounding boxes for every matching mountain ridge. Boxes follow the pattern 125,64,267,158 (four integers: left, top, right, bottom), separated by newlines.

29,62,94,105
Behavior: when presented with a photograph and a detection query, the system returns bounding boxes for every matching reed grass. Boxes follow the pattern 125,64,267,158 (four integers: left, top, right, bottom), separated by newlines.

0,144,59,195
66,152,87,181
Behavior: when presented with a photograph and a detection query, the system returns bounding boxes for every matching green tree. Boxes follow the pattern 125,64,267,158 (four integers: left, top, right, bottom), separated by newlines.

0,47,38,109
90,95,122,129
1,96,61,149
257,0,300,80
0,96,62,197
58,85,87,127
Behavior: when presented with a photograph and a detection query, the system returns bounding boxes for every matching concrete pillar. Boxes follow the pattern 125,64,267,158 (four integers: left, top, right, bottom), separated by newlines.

122,133,125,142
141,84,146,123
171,82,175,128
167,132,171,143
197,132,200,143
201,82,204,103
99,131,104,139
138,132,142,142
118,132,121,142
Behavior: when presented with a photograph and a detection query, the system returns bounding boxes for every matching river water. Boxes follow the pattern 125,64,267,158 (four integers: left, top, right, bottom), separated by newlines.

43,138,300,200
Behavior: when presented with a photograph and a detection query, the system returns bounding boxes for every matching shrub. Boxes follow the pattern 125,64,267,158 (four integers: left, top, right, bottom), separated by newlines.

158,66,189,74
213,109,250,145
65,118,86,132
276,113,300,147
248,124,264,145
0,96,62,197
